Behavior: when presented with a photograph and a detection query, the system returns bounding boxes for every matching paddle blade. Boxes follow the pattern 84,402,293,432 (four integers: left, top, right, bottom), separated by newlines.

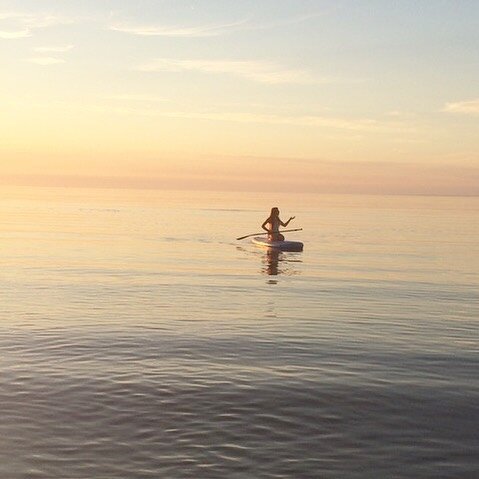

236,233,256,240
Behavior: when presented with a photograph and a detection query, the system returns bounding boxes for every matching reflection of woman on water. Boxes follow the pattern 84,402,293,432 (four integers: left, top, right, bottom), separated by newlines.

265,248,281,275
261,207,295,241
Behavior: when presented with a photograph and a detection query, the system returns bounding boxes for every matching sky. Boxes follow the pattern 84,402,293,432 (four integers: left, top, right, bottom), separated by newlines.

0,0,478,194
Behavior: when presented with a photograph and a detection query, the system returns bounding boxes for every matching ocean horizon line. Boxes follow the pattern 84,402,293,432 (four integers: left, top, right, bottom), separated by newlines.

1,175,478,198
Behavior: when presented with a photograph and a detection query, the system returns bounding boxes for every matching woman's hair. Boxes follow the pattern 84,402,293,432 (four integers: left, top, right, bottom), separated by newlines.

270,207,279,217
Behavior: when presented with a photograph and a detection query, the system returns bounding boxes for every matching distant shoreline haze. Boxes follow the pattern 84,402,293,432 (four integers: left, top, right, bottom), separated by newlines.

1,167,478,197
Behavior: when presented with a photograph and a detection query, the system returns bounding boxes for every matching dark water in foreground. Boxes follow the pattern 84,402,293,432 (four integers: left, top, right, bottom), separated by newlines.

1,189,478,478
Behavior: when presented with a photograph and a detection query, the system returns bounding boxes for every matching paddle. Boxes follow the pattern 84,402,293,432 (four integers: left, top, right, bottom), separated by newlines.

236,228,302,241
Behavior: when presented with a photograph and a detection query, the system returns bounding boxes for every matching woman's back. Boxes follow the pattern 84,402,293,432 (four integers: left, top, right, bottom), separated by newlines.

267,216,281,233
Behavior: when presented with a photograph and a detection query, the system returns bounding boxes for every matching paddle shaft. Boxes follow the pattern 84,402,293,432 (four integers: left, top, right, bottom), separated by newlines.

236,228,302,241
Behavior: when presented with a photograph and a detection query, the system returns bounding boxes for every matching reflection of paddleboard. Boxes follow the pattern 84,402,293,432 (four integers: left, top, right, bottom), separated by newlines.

252,237,304,252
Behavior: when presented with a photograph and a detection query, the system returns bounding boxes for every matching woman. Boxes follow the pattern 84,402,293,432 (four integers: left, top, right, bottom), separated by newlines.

261,207,295,241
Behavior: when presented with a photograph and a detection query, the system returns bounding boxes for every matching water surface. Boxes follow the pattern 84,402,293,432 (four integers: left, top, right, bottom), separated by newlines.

1,187,478,478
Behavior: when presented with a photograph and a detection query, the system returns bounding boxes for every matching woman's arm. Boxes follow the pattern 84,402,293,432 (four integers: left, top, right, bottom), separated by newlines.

280,216,295,227
261,218,270,232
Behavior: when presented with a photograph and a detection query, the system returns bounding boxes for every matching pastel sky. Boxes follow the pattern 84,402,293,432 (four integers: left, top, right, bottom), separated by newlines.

1,0,478,194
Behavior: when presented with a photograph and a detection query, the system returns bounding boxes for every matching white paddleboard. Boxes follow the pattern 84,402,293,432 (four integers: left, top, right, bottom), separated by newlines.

252,237,304,252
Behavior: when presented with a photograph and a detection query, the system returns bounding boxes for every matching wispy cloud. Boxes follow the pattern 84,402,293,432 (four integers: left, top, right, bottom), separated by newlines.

443,99,479,115
0,11,71,39
105,94,169,103
109,20,246,37
93,102,407,133
250,11,326,31
25,57,65,65
156,110,407,133
0,11,69,28
34,44,74,53
136,58,319,84
17,96,407,134
0,28,30,39
26,44,73,65
108,10,324,38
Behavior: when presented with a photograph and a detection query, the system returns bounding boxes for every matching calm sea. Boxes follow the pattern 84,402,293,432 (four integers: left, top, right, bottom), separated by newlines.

1,187,478,478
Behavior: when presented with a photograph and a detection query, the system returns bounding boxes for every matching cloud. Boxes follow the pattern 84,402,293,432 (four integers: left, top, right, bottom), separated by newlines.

136,58,318,84
25,56,65,65
155,110,407,133
386,110,403,117
0,11,71,39
12,95,407,134
105,94,169,103
108,10,325,38
0,28,31,38
83,101,406,133
34,44,74,53
27,45,73,65
0,11,68,28
443,99,479,115
109,20,246,37
250,11,326,31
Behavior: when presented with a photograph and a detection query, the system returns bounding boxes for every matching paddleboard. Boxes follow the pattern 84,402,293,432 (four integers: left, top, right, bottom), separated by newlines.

252,237,304,252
